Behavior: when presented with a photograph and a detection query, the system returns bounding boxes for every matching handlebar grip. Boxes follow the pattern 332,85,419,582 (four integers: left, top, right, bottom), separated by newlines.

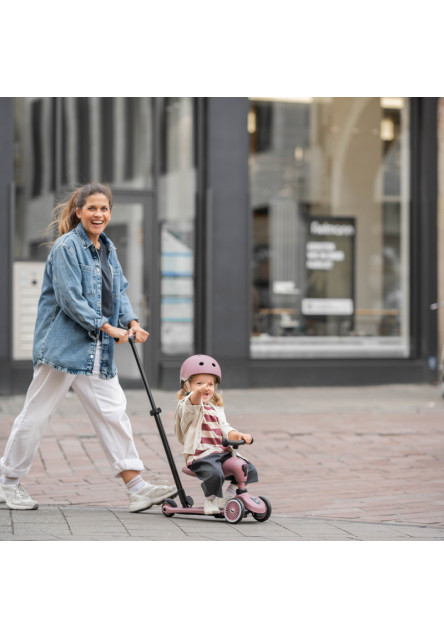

116,335,136,343
222,437,254,447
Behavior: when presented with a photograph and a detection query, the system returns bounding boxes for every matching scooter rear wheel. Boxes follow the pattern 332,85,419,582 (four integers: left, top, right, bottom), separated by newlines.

224,498,245,524
252,496,272,522
162,498,177,517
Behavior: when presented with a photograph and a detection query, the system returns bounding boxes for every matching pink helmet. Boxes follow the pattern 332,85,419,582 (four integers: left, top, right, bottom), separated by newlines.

180,354,222,386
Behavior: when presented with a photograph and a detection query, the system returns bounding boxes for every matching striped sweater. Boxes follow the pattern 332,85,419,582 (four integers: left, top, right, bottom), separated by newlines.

188,403,230,463
174,395,238,464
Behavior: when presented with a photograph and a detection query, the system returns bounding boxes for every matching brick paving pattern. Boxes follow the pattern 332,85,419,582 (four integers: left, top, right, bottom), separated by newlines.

1,383,444,539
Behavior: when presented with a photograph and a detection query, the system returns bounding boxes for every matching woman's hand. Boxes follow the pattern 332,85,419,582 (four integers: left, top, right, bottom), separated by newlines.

100,323,129,344
128,322,149,343
228,430,253,444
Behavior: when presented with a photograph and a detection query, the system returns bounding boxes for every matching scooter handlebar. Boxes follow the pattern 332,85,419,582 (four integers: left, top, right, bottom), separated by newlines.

222,437,254,447
115,335,137,343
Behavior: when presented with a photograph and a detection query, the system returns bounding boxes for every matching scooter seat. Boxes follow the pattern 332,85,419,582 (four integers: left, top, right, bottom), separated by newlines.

183,458,242,481
182,466,197,477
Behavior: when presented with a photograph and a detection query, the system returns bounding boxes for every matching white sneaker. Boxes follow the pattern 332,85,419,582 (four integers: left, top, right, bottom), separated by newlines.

129,482,177,513
0,483,39,510
204,498,220,515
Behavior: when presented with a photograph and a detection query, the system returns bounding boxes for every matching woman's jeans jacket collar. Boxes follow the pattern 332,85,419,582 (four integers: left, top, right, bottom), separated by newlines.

33,223,138,379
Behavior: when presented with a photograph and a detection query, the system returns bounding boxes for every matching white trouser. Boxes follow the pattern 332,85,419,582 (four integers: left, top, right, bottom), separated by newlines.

0,343,144,479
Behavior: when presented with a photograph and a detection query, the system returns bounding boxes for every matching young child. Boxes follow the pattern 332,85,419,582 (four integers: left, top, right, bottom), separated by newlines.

174,354,258,515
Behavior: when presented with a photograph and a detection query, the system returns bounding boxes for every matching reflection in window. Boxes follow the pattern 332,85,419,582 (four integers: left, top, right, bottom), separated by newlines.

15,98,56,260
76,97,91,183
249,97,410,358
159,98,196,355
14,97,153,261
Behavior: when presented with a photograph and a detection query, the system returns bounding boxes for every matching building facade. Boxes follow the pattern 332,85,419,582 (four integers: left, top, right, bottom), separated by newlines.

0,97,439,393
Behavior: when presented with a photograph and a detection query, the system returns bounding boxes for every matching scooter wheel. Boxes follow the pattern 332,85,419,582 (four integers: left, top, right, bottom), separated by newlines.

162,498,177,517
224,498,245,524
252,496,272,522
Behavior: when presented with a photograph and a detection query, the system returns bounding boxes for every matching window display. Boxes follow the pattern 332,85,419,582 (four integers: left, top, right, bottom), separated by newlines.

249,97,410,358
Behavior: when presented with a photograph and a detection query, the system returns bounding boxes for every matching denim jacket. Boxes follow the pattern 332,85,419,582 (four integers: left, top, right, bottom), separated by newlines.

33,223,138,379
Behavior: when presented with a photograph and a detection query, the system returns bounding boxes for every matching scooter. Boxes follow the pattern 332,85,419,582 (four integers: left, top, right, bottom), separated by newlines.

163,437,272,523
128,336,272,524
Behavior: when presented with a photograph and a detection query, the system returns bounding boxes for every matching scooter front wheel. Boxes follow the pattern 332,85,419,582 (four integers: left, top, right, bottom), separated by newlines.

224,498,245,524
252,496,272,522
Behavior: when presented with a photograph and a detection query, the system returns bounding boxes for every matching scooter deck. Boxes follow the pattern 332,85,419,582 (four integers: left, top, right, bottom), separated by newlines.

162,504,225,518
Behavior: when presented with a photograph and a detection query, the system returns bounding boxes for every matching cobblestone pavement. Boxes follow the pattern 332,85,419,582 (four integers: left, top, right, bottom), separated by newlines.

1,382,444,540
2,506,444,541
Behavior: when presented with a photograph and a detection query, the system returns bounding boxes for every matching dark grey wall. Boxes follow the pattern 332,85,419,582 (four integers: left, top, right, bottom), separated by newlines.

0,98,13,392
206,98,251,384
416,98,438,366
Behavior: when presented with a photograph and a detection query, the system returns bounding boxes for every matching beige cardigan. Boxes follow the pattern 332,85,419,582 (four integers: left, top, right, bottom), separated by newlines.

174,395,238,464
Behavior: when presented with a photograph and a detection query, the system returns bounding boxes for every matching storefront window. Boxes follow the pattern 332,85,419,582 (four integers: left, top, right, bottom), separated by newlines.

158,98,195,355
249,97,410,358
12,97,153,361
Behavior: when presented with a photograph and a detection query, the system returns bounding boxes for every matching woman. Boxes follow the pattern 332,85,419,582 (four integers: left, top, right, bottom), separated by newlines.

0,183,176,512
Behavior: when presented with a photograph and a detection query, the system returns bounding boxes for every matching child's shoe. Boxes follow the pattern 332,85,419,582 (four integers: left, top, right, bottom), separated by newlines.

203,497,220,515
129,482,177,513
217,483,238,508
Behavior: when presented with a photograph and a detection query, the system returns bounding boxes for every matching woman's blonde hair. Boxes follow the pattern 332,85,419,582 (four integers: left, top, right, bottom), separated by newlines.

176,375,224,407
48,183,113,240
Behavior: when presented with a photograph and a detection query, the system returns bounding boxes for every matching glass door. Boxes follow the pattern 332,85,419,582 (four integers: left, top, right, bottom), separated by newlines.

107,190,159,384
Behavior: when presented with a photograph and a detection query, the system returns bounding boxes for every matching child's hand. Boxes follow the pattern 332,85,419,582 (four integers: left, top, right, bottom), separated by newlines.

190,382,214,405
197,382,212,396
228,430,252,444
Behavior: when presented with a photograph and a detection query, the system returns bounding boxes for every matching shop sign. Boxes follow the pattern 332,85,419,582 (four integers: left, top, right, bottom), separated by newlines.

302,217,355,316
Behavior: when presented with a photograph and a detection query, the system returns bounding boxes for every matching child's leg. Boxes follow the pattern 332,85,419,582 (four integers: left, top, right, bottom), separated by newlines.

245,461,259,485
188,453,225,498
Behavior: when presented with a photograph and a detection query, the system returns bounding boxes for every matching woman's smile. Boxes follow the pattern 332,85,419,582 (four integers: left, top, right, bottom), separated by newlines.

76,194,111,246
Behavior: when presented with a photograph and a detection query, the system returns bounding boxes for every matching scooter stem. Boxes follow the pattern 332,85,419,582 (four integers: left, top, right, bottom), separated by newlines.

128,337,189,508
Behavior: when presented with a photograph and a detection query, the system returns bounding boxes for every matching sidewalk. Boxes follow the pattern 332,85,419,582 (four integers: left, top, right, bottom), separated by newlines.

1,383,444,540
3,506,444,541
